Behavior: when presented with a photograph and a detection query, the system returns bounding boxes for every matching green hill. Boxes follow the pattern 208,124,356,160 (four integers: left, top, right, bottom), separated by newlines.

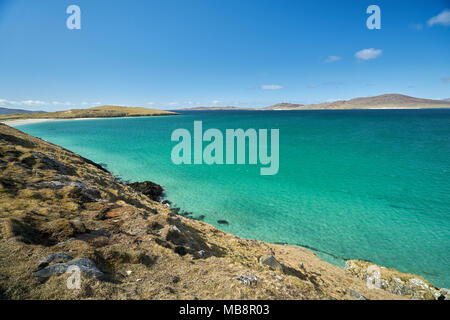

0,105,177,120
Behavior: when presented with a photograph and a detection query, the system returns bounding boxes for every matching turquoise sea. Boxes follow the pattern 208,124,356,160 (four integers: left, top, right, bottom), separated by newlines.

16,109,450,287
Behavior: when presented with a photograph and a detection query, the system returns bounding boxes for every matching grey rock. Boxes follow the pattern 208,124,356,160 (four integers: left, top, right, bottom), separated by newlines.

269,273,283,280
35,264,68,278
350,289,367,300
38,253,73,269
411,292,424,300
439,288,450,300
261,255,283,271
392,277,407,296
196,250,207,259
35,258,105,280
409,277,429,290
236,274,258,287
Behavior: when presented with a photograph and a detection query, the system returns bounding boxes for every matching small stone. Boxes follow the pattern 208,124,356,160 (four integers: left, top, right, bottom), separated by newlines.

236,274,258,287
126,270,132,276
217,220,229,225
261,255,283,272
196,250,207,259
350,289,367,300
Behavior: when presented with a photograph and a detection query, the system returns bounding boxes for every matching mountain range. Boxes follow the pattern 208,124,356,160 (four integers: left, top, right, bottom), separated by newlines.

181,94,450,111
0,107,45,114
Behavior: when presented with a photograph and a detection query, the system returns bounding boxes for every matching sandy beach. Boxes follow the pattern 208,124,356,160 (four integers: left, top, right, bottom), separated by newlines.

0,119,59,126
1,117,124,127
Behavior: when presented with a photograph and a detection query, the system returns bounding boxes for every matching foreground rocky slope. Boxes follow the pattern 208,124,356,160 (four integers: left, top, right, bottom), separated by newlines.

0,124,446,300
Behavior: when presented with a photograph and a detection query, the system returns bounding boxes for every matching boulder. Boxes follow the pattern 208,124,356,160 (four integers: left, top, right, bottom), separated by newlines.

35,257,105,280
236,274,258,287
127,181,164,201
261,255,284,272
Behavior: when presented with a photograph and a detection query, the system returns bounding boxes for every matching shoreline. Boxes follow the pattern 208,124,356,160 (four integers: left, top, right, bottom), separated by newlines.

3,107,450,127
1,115,178,127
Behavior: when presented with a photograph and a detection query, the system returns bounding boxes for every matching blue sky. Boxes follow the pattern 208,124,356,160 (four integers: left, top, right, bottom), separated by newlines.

0,0,449,110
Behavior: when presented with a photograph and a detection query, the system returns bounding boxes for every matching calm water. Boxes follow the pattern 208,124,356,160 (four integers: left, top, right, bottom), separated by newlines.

17,110,450,287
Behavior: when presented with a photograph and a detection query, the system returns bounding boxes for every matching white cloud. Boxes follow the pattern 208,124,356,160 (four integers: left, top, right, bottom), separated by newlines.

212,100,221,105
0,98,47,109
147,102,155,105
261,84,283,90
443,77,450,83
324,55,341,63
355,48,382,61
428,9,450,27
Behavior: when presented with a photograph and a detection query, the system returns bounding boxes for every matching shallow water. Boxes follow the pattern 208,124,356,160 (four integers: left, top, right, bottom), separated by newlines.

17,109,450,287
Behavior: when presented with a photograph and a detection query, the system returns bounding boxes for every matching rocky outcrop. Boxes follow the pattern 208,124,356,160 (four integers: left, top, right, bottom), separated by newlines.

345,260,448,300
127,181,164,201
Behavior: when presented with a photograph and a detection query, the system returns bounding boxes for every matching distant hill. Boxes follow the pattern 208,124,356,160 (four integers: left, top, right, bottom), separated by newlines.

443,98,450,102
0,105,177,120
264,94,450,110
0,107,45,115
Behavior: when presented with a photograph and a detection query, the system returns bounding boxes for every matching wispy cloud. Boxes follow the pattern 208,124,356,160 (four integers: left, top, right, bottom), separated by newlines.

428,9,450,27
443,76,450,83
355,48,382,61
260,84,283,90
408,23,423,31
0,98,47,109
324,55,341,63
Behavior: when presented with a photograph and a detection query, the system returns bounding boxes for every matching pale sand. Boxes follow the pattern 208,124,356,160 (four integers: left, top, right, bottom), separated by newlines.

1,117,118,127
0,118,60,126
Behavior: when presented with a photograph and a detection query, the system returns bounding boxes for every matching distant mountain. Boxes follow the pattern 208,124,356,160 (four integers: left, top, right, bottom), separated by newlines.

443,98,450,102
0,107,45,114
264,94,450,110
